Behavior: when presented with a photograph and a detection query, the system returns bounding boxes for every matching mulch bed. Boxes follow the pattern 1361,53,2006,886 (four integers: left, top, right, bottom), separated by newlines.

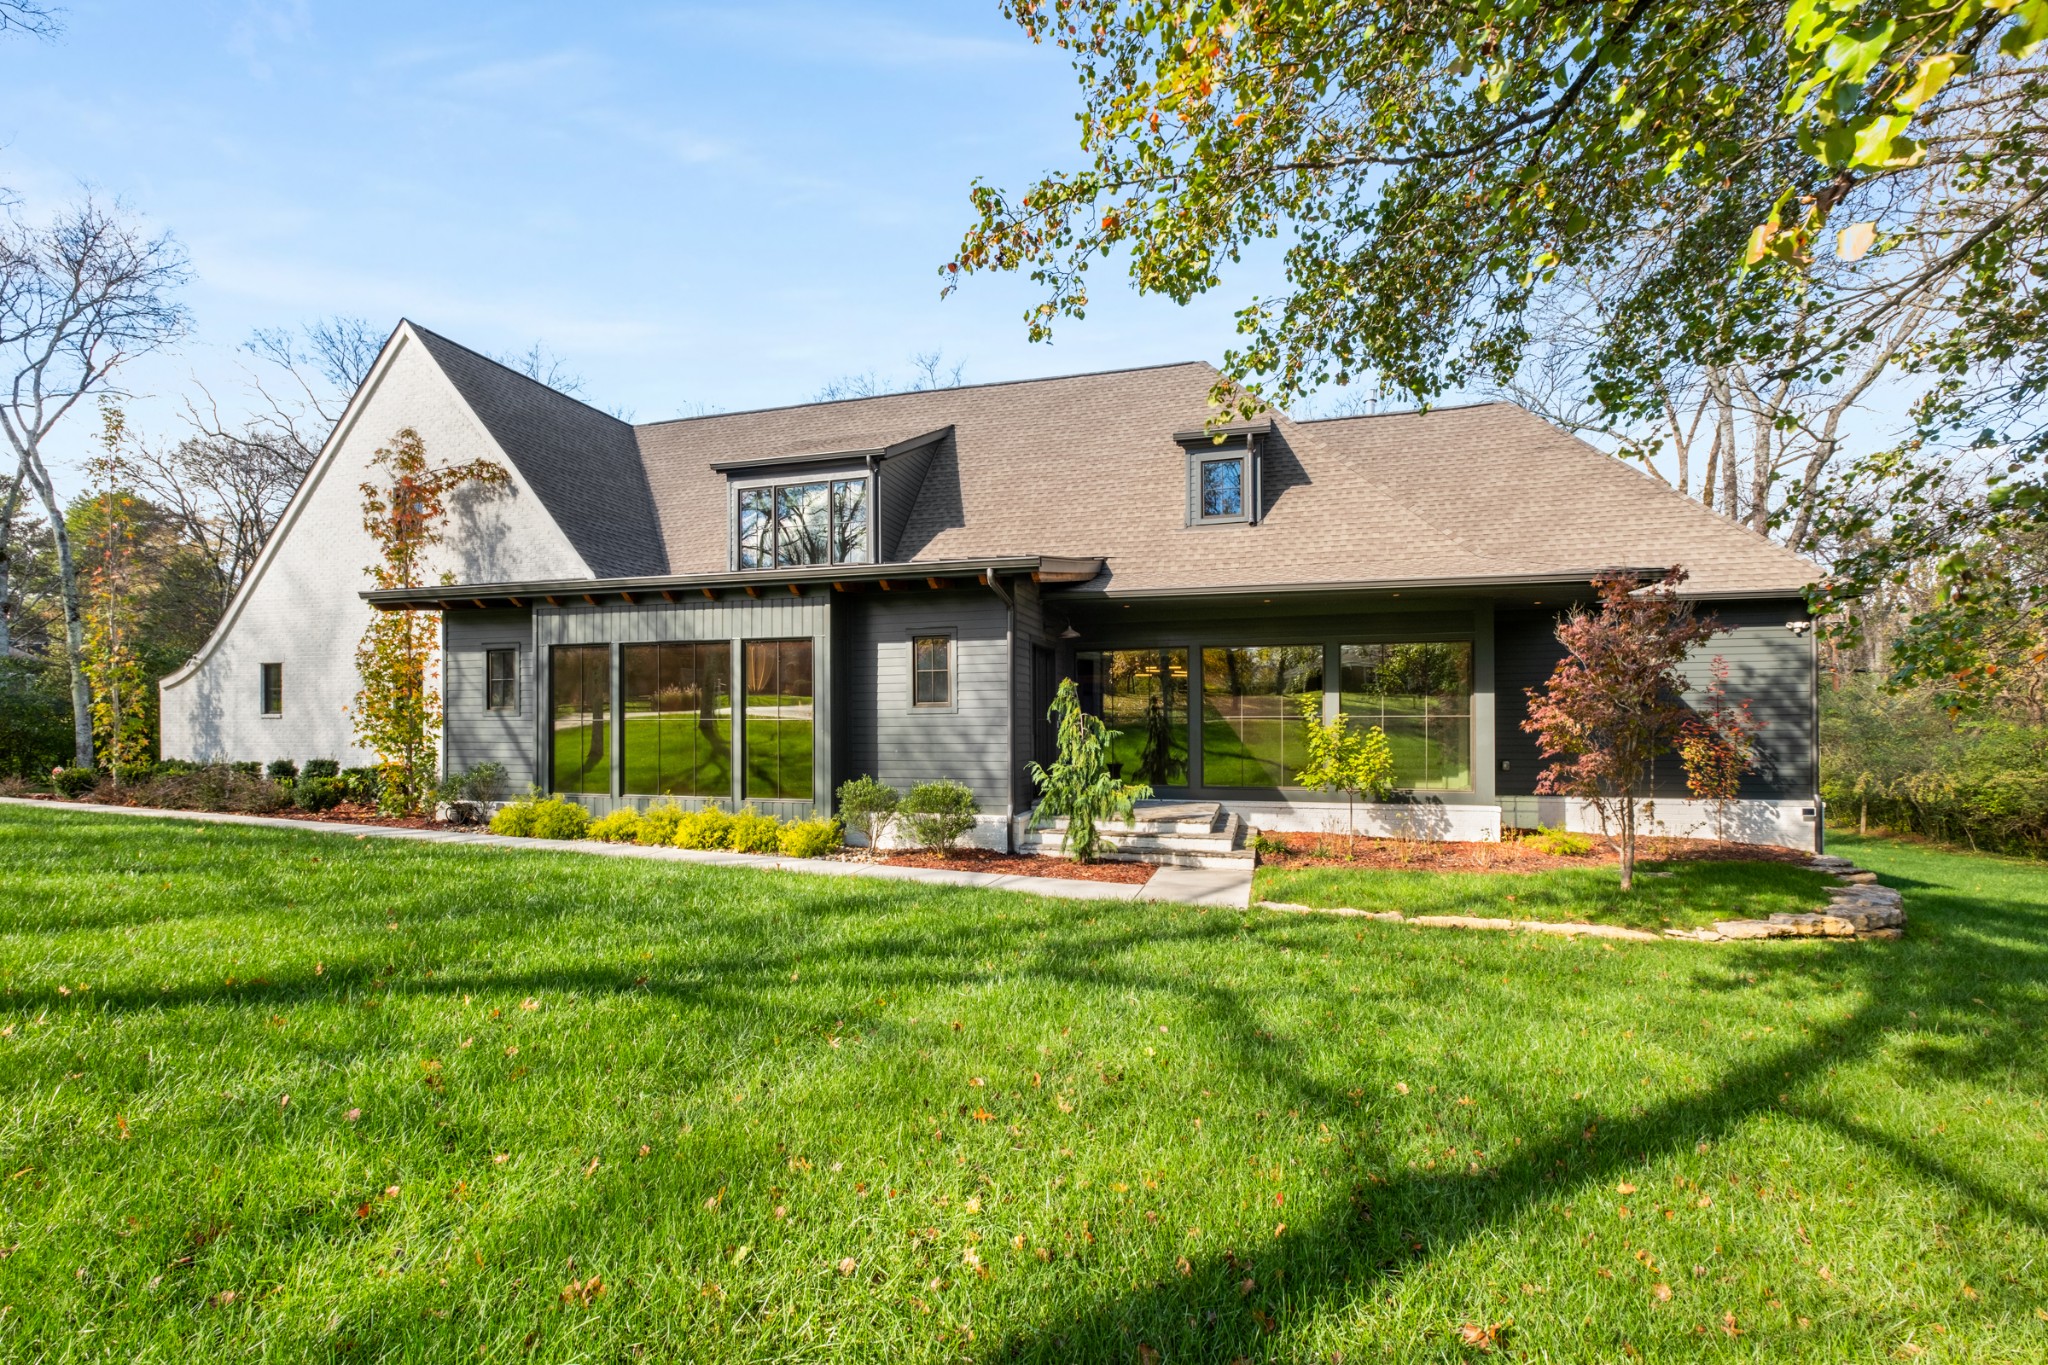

12,793,452,831
865,848,1156,884
1256,830,1815,873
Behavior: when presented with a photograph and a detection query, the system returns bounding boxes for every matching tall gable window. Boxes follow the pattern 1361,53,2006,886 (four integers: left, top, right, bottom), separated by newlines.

259,662,283,716
737,477,870,568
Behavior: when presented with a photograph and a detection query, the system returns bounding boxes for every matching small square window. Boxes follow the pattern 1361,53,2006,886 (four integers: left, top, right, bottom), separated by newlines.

486,648,517,711
912,636,953,707
260,662,283,716
1200,456,1245,519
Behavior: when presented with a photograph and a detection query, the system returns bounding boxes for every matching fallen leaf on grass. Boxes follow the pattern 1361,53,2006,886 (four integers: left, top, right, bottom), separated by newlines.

492,1153,509,1165
520,998,539,1011
1457,1320,1505,1352
560,1277,604,1307
1721,1312,1743,1337
583,1156,600,1178
838,1257,857,1276
1138,1345,1161,1365
1653,1284,1672,1302
1616,1182,1637,1195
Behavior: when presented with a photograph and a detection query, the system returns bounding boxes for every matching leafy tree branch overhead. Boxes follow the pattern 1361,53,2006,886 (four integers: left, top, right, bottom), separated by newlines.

948,0,2043,412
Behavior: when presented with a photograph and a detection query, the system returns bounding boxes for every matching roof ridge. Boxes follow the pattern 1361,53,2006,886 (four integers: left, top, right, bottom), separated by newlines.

1292,399,1518,424
403,319,630,427
632,359,1218,429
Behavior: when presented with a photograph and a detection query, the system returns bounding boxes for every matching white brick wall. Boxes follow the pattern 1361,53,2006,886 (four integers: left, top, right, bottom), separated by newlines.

158,327,589,767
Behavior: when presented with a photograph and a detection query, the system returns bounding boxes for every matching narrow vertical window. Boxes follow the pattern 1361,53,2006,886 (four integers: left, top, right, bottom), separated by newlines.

550,645,611,795
737,487,774,568
912,635,953,707
259,662,283,716
743,640,813,800
485,648,517,712
831,478,870,564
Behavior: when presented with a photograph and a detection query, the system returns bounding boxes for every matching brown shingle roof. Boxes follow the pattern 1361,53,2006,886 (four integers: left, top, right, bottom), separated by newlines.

411,325,1815,598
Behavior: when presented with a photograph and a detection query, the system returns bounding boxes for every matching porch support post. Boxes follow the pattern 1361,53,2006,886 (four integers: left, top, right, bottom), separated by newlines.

984,567,1017,852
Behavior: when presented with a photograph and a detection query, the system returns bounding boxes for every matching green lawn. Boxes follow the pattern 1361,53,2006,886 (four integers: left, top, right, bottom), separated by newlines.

1256,857,1838,932
1,810,2044,1362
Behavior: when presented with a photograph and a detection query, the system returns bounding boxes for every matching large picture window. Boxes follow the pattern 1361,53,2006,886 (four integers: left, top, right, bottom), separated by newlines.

550,645,611,795
737,477,870,568
1078,648,1188,785
1338,642,1474,791
744,640,814,800
622,642,733,797
1200,645,1322,787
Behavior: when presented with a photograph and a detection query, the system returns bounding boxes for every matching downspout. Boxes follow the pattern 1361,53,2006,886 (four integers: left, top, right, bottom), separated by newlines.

984,566,1016,852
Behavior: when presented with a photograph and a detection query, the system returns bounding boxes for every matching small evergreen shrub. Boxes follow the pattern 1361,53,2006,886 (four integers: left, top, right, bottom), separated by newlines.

337,767,383,806
51,767,98,799
153,758,200,777
1527,826,1594,857
588,808,648,843
726,807,783,854
229,761,262,778
266,758,299,782
673,806,737,850
487,791,589,840
638,802,686,846
900,779,979,851
836,774,898,852
777,816,843,858
1247,830,1289,860
294,777,344,812
528,798,591,841
301,758,341,780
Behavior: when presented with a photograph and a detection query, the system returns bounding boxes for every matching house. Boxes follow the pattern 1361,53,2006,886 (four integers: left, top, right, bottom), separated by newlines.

159,321,1822,850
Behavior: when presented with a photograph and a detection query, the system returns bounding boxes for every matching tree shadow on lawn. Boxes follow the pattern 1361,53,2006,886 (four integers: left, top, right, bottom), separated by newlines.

14,816,2048,1357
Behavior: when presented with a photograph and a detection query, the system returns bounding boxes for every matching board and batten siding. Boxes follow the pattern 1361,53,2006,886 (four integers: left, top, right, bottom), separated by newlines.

443,608,539,792
528,592,834,820
1495,597,1817,807
838,589,1012,813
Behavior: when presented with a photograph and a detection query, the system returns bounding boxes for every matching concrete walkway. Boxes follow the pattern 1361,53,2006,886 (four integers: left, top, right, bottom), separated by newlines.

0,796,1163,904
1138,863,1256,909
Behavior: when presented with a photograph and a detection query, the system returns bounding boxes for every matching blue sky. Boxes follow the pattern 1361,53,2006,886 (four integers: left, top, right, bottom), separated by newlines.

5,1,1288,491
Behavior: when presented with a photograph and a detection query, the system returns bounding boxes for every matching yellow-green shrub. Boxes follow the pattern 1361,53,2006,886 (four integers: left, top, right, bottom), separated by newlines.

1527,826,1594,857
726,807,782,854
587,808,647,843
489,794,591,841
638,802,686,846
777,816,843,859
673,806,736,850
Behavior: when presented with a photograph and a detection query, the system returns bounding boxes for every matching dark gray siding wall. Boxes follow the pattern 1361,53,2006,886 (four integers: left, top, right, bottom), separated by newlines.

1496,597,1815,802
839,588,1012,811
1010,577,1052,809
877,442,938,562
444,608,539,792
534,592,834,819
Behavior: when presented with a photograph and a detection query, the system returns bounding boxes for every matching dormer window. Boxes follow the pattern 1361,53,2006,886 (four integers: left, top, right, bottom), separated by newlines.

1176,421,1268,527
736,476,870,568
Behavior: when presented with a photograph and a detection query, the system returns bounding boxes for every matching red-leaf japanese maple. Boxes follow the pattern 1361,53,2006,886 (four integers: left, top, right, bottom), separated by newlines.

1523,569,1722,890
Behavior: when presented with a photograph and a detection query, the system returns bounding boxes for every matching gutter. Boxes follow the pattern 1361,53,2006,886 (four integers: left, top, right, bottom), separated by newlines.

983,565,1017,853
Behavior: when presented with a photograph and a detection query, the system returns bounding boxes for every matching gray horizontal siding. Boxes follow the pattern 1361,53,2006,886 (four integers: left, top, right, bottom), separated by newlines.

840,589,1011,809
444,609,537,792
1496,598,1815,802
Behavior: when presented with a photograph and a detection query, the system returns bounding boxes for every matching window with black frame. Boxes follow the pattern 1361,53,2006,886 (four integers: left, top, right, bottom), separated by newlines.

1199,645,1322,787
485,648,517,712
1338,642,1474,791
550,645,611,795
1077,648,1188,785
621,642,733,797
743,640,814,800
736,476,870,568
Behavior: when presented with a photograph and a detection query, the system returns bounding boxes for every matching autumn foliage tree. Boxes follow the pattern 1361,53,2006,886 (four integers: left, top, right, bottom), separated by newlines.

1523,569,1723,890
352,427,506,814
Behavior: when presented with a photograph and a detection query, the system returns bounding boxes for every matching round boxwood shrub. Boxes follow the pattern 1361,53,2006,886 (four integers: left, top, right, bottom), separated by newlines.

672,806,736,850
50,767,99,799
266,758,299,782
301,758,341,780
777,816,843,859
725,807,782,854
900,779,979,851
587,808,648,843
294,777,344,812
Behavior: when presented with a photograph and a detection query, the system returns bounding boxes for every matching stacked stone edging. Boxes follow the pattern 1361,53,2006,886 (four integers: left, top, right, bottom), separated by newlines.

1257,854,1906,945
1664,854,1906,942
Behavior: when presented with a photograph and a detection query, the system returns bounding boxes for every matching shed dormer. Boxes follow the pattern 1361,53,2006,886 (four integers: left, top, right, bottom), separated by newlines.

712,426,948,570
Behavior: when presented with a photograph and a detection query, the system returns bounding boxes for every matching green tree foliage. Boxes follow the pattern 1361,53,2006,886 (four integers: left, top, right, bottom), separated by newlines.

80,407,153,778
1822,676,2048,852
1523,570,1724,890
351,427,508,815
836,774,900,857
1290,692,1395,852
948,1,2048,695
1028,677,1152,863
